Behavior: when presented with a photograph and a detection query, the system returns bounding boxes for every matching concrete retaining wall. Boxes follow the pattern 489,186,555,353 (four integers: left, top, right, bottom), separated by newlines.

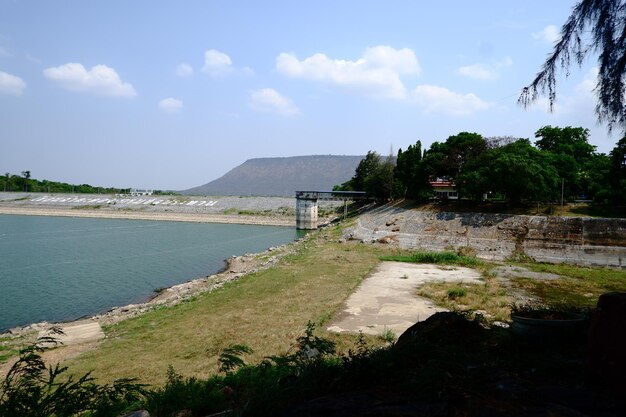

346,206,626,268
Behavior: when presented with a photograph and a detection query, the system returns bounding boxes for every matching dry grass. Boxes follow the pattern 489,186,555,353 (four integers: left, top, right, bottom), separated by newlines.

417,273,512,322
64,227,405,385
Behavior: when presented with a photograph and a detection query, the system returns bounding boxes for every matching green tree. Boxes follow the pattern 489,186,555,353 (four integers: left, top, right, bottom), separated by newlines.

581,153,612,201
394,141,428,199
608,137,626,203
534,126,595,164
423,132,486,181
485,139,559,203
335,151,381,191
20,171,30,192
520,0,626,131
534,126,598,199
364,153,395,200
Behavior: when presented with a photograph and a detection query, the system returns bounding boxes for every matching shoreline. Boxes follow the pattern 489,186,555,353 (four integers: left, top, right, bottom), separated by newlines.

0,234,304,340
0,206,295,227
0,205,305,340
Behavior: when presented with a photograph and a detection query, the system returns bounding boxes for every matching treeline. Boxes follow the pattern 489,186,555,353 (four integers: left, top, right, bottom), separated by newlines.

0,171,173,195
335,126,626,205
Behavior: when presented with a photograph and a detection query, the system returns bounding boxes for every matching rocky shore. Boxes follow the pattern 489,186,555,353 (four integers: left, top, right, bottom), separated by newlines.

0,237,307,375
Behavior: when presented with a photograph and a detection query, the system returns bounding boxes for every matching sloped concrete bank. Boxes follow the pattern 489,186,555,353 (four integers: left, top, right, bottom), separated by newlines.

345,204,626,268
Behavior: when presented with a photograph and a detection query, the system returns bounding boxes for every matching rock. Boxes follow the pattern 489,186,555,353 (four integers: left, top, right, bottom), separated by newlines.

385,218,398,226
587,292,626,388
395,312,485,348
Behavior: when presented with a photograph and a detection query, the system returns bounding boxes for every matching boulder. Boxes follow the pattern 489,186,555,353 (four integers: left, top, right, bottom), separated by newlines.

395,312,484,348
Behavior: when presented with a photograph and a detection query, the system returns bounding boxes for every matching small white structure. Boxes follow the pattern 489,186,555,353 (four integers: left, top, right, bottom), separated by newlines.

130,188,154,196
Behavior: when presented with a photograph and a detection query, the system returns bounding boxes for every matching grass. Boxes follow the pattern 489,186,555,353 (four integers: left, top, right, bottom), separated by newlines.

222,207,297,217
72,204,102,210
381,250,481,267
417,273,512,322
0,334,33,365
378,327,396,343
65,227,406,385
509,261,626,308
0,344,18,363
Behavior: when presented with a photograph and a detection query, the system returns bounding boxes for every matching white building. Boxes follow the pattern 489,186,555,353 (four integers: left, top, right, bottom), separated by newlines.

130,188,154,196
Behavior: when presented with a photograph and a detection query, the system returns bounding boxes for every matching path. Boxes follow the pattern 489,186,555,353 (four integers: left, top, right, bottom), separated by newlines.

327,262,482,336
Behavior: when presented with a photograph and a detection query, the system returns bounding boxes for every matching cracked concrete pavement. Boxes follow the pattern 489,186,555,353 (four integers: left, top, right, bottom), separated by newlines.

327,262,482,336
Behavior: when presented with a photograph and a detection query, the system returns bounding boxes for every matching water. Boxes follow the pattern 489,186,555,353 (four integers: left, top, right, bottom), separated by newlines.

0,215,302,332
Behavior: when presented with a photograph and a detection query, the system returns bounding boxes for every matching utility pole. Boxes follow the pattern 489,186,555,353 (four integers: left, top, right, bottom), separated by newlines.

561,178,564,207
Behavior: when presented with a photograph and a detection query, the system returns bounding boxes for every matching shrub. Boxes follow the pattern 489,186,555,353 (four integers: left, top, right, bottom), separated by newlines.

0,330,145,417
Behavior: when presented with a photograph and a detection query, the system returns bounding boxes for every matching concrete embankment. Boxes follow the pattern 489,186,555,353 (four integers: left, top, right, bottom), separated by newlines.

346,203,626,268
0,192,345,226
0,193,291,226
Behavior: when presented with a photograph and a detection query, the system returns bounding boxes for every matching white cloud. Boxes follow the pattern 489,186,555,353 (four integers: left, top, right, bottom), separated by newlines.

176,63,193,77
276,45,420,99
249,88,299,116
43,63,137,98
533,25,561,44
411,85,489,116
202,49,233,77
0,70,26,96
457,57,513,81
158,97,183,113
458,64,497,80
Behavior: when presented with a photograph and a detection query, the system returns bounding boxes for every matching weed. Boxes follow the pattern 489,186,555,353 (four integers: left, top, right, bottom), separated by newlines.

378,327,396,343
218,344,254,374
72,204,102,210
381,250,480,267
447,287,468,299
0,330,145,417
418,277,511,322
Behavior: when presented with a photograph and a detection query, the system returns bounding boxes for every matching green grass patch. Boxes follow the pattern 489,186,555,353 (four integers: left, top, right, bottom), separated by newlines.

510,262,626,308
381,250,480,267
0,345,19,363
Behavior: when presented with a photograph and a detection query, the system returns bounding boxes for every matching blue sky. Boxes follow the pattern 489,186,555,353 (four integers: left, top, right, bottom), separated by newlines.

0,0,616,190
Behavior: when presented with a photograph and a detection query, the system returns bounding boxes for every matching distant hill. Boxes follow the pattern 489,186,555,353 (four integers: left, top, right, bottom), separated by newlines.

181,155,364,196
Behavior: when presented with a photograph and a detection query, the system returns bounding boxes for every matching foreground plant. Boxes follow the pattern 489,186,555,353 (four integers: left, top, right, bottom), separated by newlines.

0,329,145,417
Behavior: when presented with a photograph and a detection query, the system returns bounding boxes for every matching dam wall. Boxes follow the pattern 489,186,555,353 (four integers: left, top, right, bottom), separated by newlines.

347,206,626,268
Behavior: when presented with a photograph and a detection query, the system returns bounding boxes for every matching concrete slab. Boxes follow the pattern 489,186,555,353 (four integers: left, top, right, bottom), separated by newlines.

327,262,481,337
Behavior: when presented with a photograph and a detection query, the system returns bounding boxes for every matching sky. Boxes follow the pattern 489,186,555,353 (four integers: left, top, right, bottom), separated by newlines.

0,0,618,190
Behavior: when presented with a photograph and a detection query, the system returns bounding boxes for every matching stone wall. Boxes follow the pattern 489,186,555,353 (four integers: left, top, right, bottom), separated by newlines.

346,205,626,268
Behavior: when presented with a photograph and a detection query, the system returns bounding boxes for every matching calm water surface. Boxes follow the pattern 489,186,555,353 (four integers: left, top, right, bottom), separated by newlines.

0,215,301,332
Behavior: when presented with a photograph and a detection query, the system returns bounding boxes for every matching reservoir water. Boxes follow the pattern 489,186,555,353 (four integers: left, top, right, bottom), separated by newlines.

0,215,302,332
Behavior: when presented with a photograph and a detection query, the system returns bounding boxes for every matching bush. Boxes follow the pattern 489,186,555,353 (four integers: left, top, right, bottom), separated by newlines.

381,250,480,267
0,330,145,417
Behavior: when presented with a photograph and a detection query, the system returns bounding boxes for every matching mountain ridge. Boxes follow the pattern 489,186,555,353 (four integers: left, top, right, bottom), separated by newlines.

181,155,363,196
